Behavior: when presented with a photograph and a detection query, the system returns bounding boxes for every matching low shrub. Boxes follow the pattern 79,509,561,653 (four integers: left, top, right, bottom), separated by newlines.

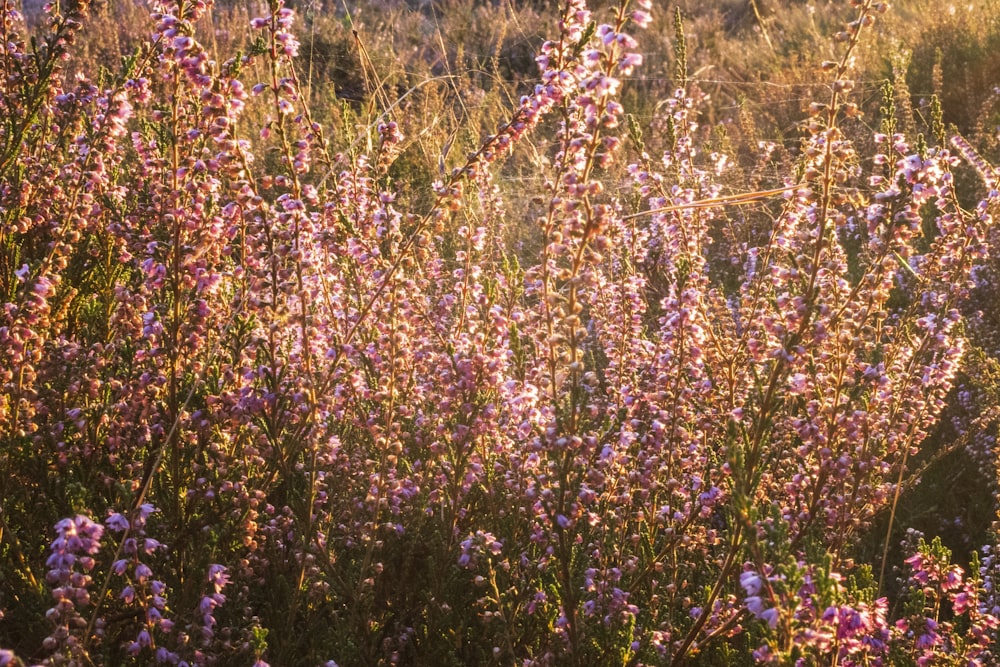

1,0,999,665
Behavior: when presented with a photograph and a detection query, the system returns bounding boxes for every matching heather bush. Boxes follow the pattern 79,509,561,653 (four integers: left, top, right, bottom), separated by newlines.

1,0,1000,665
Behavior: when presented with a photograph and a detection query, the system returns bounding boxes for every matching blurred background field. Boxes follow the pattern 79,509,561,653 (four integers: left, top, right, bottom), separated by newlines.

20,0,1000,212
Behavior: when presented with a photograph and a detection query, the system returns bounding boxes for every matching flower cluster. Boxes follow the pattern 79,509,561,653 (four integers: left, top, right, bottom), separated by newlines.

42,515,104,661
893,538,999,666
105,505,178,661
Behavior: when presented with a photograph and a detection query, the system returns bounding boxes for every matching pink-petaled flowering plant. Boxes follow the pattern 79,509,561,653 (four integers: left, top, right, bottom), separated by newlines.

1,0,1000,664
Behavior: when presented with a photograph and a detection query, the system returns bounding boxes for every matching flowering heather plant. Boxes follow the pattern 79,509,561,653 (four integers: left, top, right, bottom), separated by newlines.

1,0,1000,664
